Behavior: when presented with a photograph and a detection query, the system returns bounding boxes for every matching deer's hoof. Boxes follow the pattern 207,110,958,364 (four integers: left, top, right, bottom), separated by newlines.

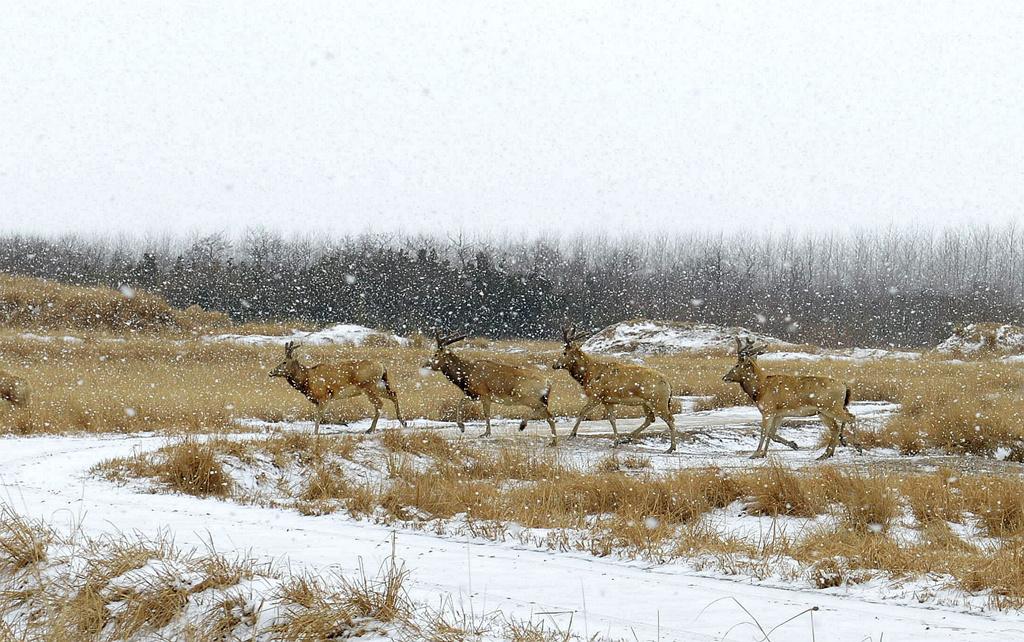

477,432,490,439
787,441,799,451
815,451,834,461
749,452,766,459
665,445,676,454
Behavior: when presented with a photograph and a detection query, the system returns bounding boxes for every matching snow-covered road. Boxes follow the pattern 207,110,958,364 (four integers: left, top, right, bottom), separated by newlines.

2,421,1022,641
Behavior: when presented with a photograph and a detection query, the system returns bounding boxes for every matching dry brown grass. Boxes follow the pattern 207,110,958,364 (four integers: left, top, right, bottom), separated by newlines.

0,506,50,573
962,476,1024,538
271,559,412,640
855,358,1024,457
0,273,229,333
156,439,233,497
899,469,964,524
736,461,826,517
94,438,232,498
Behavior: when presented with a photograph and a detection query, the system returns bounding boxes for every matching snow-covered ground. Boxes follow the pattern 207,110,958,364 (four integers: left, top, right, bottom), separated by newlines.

205,323,409,347
3,404,1022,641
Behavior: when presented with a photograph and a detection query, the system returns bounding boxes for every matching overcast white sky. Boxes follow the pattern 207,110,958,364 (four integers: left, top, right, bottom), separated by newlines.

1,1,1022,238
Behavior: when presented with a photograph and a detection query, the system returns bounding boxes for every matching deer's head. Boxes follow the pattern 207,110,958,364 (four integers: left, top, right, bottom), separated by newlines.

423,332,466,370
723,336,767,383
552,325,587,370
270,341,302,378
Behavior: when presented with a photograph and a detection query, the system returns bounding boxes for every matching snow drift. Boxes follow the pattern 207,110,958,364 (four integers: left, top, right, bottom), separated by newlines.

937,323,1024,356
206,323,409,347
581,319,789,354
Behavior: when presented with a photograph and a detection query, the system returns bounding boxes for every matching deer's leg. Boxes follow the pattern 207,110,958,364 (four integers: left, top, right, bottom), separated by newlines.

660,404,677,454
838,410,862,453
570,398,601,438
817,413,841,460
606,404,620,437
365,391,383,434
770,428,799,450
642,404,657,431
313,404,323,438
538,394,558,446
382,372,407,428
479,397,492,438
387,390,406,428
455,397,467,433
751,414,773,458
763,415,789,458
393,398,407,428
616,403,654,444
619,404,661,445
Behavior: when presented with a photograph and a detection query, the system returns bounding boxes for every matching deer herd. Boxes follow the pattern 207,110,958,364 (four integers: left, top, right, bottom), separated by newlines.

269,327,862,460
0,327,860,459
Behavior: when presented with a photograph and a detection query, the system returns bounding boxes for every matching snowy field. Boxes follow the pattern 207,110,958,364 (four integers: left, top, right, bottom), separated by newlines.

4,401,1023,641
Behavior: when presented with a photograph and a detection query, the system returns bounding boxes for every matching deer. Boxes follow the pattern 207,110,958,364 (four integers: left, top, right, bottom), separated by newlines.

269,341,406,436
0,370,29,409
723,336,859,460
552,326,687,453
423,332,559,445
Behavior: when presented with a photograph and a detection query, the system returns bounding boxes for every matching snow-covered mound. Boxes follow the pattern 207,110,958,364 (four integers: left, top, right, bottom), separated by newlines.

581,319,789,354
206,323,409,347
937,323,1024,356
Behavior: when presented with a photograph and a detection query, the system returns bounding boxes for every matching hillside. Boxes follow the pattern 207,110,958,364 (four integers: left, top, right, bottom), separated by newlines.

0,274,229,333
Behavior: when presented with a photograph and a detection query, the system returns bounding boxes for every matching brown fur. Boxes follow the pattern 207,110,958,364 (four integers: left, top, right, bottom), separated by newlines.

424,333,558,445
723,337,857,459
270,342,405,435
553,327,680,453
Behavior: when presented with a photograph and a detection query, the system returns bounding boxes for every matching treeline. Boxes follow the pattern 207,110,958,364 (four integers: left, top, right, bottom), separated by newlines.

0,226,1021,347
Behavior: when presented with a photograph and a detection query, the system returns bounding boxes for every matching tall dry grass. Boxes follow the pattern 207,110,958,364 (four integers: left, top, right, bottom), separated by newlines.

0,273,229,333
858,362,1024,457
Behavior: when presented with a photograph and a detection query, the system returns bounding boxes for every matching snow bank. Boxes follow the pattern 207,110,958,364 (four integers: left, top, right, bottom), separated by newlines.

581,319,789,354
760,347,920,363
937,322,1024,356
205,323,409,347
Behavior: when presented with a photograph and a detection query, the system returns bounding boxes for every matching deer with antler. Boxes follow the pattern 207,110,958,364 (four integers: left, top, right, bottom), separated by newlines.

723,336,858,459
270,341,406,436
423,332,559,445
553,325,685,453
